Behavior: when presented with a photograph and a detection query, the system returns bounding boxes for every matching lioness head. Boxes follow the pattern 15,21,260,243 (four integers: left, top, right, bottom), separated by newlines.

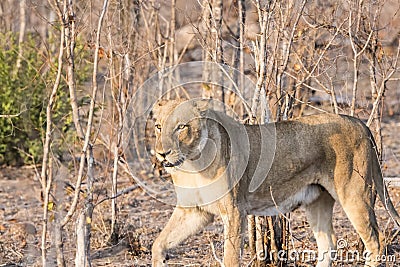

152,99,209,172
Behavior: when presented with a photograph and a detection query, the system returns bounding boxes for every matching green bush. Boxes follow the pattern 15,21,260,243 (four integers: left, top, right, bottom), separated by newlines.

0,33,90,166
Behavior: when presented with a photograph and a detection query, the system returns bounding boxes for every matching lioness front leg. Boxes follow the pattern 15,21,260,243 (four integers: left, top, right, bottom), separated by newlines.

220,209,246,266
152,207,214,266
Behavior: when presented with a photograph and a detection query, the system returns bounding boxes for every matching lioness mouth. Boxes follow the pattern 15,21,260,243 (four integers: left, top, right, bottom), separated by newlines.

162,158,184,168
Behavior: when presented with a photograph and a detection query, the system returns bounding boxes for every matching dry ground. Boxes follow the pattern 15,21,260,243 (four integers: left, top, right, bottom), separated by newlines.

0,117,400,267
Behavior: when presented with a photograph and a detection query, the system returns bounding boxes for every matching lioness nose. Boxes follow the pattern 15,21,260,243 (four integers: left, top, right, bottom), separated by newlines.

157,149,171,159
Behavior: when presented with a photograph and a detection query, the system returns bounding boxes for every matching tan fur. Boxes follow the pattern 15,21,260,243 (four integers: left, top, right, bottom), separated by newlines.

151,99,400,267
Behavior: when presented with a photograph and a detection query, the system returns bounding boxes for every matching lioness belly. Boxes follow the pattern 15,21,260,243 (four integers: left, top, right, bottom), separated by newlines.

247,185,322,216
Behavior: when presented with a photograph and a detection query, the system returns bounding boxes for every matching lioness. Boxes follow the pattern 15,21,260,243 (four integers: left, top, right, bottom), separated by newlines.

151,99,400,267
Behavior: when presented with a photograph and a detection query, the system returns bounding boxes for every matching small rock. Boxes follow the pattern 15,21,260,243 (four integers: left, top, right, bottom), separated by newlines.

22,222,37,235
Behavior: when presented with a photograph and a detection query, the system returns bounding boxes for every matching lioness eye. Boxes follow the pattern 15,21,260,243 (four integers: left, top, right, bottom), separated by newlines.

177,124,186,130
155,124,161,131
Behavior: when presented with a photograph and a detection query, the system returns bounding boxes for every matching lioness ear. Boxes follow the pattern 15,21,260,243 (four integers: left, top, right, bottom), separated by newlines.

152,99,168,119
193,99,210,113
156,99,169,107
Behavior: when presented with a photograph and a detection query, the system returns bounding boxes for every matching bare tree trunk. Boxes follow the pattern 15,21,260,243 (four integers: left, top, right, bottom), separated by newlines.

41,157,54,267
54,215,66,267
248,215,256,262
212,0,224,105
201,0,224,103
41,1,66,263
54,165,66,267
0,2,4,31
51,0,84,139
73,0,109,265
110,135,120,243
71,163,87,267
86,146,96,266
230,0,245,111
61,0,109,228
75,212,87,266
202,0,212,99
13,0,26,77
107,10,118,244
65,0,84,139
168,0,177,98
255,216,265,267
107,33,126,244
251,0,271,123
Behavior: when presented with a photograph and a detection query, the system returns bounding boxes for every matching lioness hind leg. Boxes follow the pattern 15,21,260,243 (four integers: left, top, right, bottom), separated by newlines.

304,190,336,267
338,188,383,267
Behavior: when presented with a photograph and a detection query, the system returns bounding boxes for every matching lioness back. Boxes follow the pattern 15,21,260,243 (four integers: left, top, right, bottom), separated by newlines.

242,113,374,213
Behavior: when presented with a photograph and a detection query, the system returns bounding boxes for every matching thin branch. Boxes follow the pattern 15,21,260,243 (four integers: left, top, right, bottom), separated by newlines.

349,6,375,116
0,109,27,118
96,185,139,206
367,40,400,127
209,237,224,267
275,0,307,120
61,0,109,228
295,19,346,87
